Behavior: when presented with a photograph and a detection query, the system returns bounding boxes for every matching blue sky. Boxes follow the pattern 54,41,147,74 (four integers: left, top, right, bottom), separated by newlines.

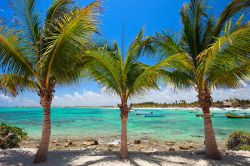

0,0,249,107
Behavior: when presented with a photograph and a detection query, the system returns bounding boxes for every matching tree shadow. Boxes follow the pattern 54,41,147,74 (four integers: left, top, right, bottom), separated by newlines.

1,149,249,166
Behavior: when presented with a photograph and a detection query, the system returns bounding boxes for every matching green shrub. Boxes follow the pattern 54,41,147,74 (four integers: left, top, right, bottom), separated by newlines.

0,123,28,149
240,145,250,151
227,131,250,151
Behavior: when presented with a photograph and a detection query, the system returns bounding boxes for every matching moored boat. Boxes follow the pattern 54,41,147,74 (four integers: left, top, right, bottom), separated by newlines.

136,111,154,115
225,113,250,118
145,114,165,117
195,114,214,118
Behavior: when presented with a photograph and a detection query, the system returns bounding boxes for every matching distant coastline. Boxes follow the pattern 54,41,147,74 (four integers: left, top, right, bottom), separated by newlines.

1,98,249,109
1,106,250,110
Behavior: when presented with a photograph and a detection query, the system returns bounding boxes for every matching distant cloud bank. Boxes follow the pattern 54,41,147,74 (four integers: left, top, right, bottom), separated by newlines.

1,85,250,107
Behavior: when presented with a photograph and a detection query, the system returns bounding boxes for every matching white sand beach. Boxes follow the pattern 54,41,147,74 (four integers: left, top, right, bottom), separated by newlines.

1,148,250,166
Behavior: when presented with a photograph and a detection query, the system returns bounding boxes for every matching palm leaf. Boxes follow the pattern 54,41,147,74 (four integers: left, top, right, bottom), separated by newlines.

9,0,40,46
45,0,73,25
0,25,36,77
0,74,37,96
198,26,250,89
83,48,122,95
40,0,102,87
213,0,250,38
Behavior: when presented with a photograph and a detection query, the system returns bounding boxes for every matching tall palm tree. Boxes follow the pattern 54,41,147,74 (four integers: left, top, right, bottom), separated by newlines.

0,0,101,163
148,0,250,160
82,30,160,159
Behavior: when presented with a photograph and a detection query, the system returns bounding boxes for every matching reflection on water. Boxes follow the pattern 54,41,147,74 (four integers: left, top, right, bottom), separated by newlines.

0,107,250,142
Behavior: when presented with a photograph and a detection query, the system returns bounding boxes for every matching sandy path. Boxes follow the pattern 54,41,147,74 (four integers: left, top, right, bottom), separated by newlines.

0,148,250,166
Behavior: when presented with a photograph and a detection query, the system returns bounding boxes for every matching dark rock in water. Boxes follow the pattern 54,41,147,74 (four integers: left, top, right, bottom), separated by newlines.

134,140,141,144
169,147,175,151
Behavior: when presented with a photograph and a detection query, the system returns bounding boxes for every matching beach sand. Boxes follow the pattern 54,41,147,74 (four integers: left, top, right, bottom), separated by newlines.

1,138,250,166
1,148,250,166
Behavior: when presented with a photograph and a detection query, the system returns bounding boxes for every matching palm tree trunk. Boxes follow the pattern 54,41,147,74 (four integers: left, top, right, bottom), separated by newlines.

33,87,54,163
198,89,221,160
119,99,129,160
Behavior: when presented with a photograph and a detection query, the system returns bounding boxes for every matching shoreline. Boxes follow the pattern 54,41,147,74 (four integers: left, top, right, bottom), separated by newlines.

1,106,250,109
20,137,227,152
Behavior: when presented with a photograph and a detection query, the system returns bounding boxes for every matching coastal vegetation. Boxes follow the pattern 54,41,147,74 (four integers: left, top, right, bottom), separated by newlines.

83,31,159,159
148,0,250,159
0,0,101,163
227,131,250,151
0,123,28,149
131,99,250,108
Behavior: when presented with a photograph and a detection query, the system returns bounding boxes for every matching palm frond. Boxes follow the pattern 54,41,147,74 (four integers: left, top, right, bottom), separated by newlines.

149,31,183,59
124,30,154,92
127,62,159,97
45,0,73,25
0,74,37,96
83,48,122,95
0,25,36,77
9,0,40,46
125,29,145,64
180,0,207,59
199,26,250,89
201,16,215,50
39,0,102,87
130,53,194,96
159,70,195,90
213,0,250,38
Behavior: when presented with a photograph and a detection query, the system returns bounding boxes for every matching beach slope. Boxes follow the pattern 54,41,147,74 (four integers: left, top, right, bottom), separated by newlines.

1,148,250,166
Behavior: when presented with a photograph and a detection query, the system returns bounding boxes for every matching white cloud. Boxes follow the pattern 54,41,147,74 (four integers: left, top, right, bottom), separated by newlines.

52,84,250,106
0,85,250,107
0,94,11,101
52,90,119,107
0,94,38,107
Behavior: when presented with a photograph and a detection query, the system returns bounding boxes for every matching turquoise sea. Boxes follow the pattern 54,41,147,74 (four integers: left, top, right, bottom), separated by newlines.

0,108,249,143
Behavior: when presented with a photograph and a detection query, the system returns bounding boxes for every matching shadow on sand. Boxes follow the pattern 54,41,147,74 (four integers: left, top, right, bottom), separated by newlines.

1,149,250,166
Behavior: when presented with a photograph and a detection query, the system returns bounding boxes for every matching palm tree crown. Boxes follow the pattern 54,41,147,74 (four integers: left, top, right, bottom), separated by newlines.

83,30,160,159
149,0,250,160
84,30,159,102
0,0,101,92
0,0,102,163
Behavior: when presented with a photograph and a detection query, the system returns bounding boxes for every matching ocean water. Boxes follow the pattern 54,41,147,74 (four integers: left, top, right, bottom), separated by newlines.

0,107,249,143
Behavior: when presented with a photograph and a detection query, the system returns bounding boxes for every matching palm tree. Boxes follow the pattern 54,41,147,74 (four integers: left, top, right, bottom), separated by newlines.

148,0,250,160
0,0,101,163
82,30,160,159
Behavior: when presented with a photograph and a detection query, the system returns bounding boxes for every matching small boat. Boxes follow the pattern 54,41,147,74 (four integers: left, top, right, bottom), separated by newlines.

189,111,198,114
225,113,250,119
196,114,214,118
145,114,165,117
136,112,154,116
196,114,203,118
